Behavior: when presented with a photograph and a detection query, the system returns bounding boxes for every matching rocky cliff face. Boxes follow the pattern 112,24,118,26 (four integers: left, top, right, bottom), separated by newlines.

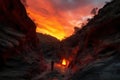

62,0,120,80
37,33,61,60
0,0,45,80
0,0,38,53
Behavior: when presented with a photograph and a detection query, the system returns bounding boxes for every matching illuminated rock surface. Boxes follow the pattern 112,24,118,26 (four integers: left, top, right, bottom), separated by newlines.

63,0,120,80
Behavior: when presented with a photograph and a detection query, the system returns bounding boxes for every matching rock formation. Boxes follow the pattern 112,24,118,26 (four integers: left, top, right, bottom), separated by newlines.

62,0,120,79
0,0,45,80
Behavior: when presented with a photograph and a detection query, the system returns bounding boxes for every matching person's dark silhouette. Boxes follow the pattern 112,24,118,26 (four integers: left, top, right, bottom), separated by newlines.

51,60,54,71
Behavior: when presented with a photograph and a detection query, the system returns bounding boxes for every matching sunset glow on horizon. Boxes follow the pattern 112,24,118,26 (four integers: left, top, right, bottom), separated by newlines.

25,0,111,40
27,8,66,40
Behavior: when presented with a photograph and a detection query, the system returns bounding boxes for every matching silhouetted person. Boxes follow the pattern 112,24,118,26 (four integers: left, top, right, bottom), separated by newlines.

51,60,54,71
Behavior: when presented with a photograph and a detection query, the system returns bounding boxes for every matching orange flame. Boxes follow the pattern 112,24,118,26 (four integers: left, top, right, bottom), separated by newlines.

62,58,67,66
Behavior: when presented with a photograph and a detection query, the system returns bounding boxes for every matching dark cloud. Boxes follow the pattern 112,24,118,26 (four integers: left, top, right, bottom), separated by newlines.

50,0,111,11
50,0,92,11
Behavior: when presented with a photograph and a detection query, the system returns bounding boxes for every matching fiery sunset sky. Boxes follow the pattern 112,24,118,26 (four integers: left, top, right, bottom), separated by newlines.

24,0,111,40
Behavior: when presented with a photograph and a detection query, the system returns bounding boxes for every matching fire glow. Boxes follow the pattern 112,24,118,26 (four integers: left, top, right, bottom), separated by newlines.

62,58,67,66
61,58,69,67
54,58,70,73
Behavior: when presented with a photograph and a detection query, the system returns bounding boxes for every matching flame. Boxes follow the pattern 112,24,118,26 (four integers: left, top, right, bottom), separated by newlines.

62,58,67,66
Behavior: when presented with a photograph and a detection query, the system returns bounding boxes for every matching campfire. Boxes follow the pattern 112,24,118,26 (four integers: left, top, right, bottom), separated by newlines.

52,58,70,74
62,58,67,66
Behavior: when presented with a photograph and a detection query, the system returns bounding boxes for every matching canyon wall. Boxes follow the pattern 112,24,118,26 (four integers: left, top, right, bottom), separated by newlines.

62,0,120,79
0,0,45,79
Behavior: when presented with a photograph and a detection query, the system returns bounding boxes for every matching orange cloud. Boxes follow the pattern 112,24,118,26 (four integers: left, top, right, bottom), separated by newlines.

26,0,75,40
26,0,108,40
27,8,68,40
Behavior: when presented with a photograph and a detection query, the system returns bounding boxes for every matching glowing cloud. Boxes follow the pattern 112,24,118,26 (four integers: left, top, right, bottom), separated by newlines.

27,8,66,40
26,0,111,40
